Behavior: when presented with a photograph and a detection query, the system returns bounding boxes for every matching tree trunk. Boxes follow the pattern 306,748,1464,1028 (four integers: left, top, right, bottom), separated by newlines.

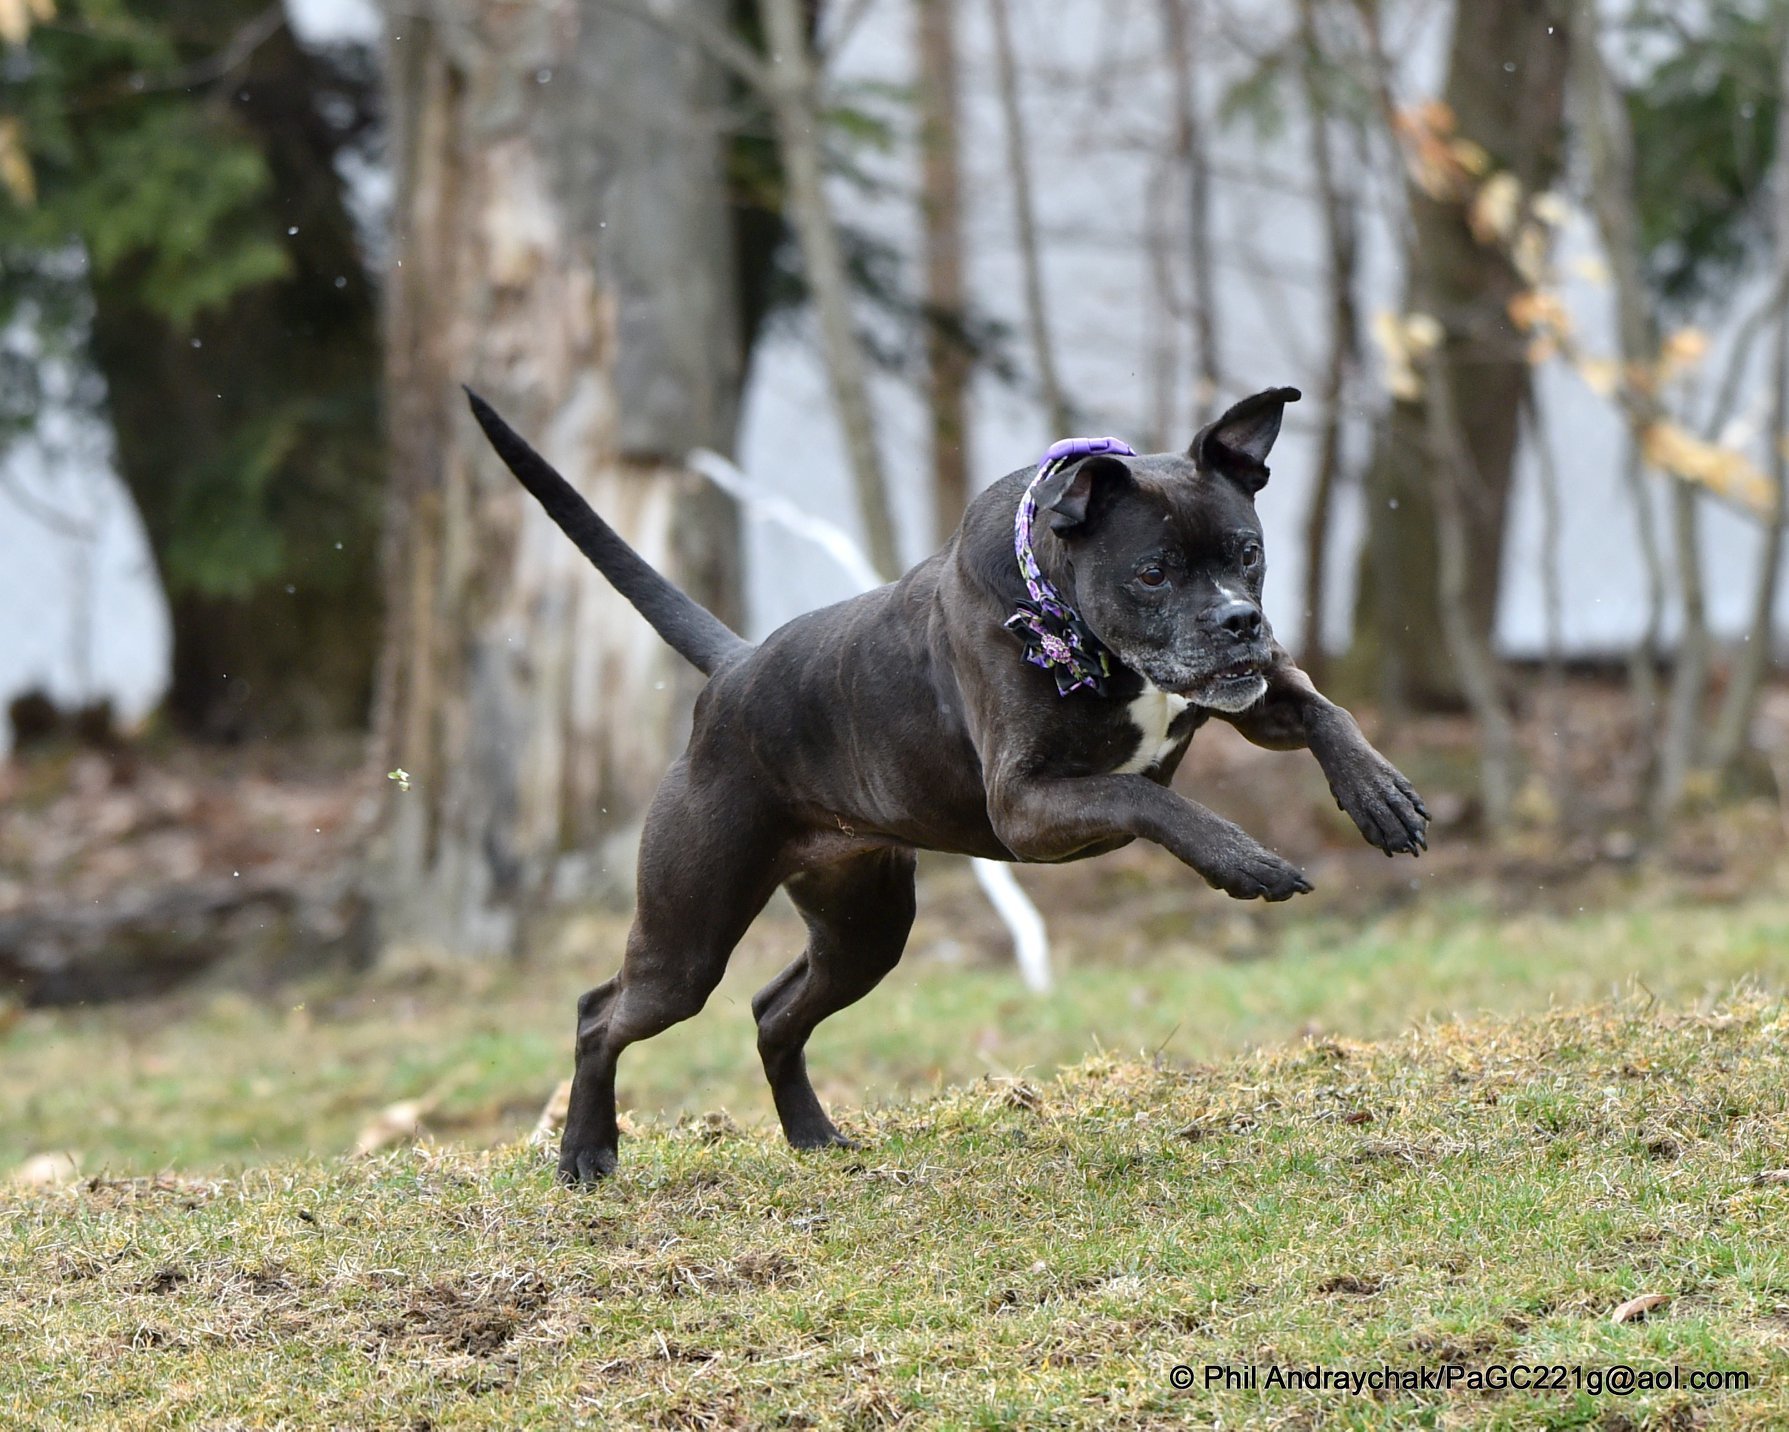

372,0,745,958
1296,0,1360,683
1423,348,1517,827
85,12,383,739
1524,385,1577,823
917,0,972,543
1350,0,1570,710
1569,0,1714,825
1160,0,1221,429
759,0,902,578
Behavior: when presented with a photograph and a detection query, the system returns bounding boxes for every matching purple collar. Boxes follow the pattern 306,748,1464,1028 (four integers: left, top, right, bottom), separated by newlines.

1004,436,1137,696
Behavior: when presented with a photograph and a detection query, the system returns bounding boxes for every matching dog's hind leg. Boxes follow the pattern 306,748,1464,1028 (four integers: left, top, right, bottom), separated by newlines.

558,765,780,1185
752,847,917,1150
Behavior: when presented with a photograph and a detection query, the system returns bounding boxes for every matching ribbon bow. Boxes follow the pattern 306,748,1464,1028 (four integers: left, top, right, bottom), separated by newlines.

1004,436,1137,696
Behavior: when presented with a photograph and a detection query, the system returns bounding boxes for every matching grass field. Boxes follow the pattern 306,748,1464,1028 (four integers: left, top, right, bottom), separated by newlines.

5,863,1789,1174
6,867,1789,1427
6,996,1789,1428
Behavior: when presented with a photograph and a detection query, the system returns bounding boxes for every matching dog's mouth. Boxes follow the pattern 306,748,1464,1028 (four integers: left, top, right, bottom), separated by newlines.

1192,667,1268,712
1159,652,1269,712
1123,643,1271,709
1209,657,1262,684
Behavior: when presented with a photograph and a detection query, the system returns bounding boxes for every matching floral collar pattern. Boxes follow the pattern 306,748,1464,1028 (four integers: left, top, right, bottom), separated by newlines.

1004,436,1137,697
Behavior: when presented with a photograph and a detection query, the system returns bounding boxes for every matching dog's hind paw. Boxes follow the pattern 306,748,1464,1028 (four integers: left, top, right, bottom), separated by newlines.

557,1144,619,1185
785,1124,859,1152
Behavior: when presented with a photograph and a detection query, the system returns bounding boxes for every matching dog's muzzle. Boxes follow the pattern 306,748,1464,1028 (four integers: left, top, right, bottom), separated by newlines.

1192,663,1269,713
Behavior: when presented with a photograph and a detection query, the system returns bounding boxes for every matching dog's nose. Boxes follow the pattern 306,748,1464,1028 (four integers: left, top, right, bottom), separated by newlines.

1213,599,1263,642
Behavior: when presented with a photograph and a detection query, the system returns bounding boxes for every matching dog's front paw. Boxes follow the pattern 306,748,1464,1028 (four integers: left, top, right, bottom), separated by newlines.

1329,757,1429,857
1195,839,1313,902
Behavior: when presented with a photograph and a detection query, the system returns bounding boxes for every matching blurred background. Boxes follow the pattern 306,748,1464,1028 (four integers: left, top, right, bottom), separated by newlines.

3,0,1788,1173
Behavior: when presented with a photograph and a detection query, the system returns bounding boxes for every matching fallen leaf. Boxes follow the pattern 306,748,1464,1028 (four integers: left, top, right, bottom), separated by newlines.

13,1151,78,1187
1610,1292,1669,1324
353,1097,435,1156
994,1078,1041,1112
530,1078,572,1144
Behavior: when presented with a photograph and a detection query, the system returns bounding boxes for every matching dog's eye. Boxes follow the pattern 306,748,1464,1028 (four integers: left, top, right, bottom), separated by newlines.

1239,542,1263,571
1137,564,1167,588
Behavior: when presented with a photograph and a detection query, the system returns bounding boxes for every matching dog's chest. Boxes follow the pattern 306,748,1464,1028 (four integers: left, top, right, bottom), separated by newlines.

1114,682,1192,775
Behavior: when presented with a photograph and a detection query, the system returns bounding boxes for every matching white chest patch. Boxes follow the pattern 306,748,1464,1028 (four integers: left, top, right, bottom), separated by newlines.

1115,681,1191,775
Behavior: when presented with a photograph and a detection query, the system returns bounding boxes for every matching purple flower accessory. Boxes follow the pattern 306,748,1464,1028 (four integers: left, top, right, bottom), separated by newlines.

1005,436,1137,696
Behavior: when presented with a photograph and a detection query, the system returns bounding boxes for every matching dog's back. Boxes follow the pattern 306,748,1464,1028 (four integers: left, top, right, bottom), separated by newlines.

689,555,1007,857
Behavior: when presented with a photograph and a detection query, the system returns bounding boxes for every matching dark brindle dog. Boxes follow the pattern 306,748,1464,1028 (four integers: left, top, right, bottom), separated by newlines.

466,386,1427,1184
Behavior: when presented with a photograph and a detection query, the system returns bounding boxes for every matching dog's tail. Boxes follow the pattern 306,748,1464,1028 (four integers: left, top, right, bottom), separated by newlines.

465,389,751,677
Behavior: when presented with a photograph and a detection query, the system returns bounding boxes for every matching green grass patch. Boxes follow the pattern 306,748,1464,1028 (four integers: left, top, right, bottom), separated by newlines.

5,999,1789,1428
5,888,1789,1175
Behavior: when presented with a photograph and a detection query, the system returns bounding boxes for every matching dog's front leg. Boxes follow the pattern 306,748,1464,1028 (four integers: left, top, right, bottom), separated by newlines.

987,773,1312,900
1224,648,1429,857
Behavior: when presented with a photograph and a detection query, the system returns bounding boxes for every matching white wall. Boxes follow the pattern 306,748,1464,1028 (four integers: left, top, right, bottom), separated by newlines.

0,344,168,751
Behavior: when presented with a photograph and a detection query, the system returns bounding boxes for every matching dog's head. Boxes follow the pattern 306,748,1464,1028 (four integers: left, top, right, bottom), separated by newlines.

1033,387,1298,711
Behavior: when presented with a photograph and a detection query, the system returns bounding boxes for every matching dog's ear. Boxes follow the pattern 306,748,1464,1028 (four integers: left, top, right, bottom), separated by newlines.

1034,454,1134,536
1189,386,1301,493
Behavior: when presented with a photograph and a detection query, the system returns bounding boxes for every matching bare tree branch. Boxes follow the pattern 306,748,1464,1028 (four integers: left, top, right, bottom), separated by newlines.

1706,16,1789,779
818,0,881,68
988,0,1071,436
1698,265,1789,442
608,0,775,95
81,4,287,103
1423,349,1517,828
0,469,96,541
1143,154,1181,452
